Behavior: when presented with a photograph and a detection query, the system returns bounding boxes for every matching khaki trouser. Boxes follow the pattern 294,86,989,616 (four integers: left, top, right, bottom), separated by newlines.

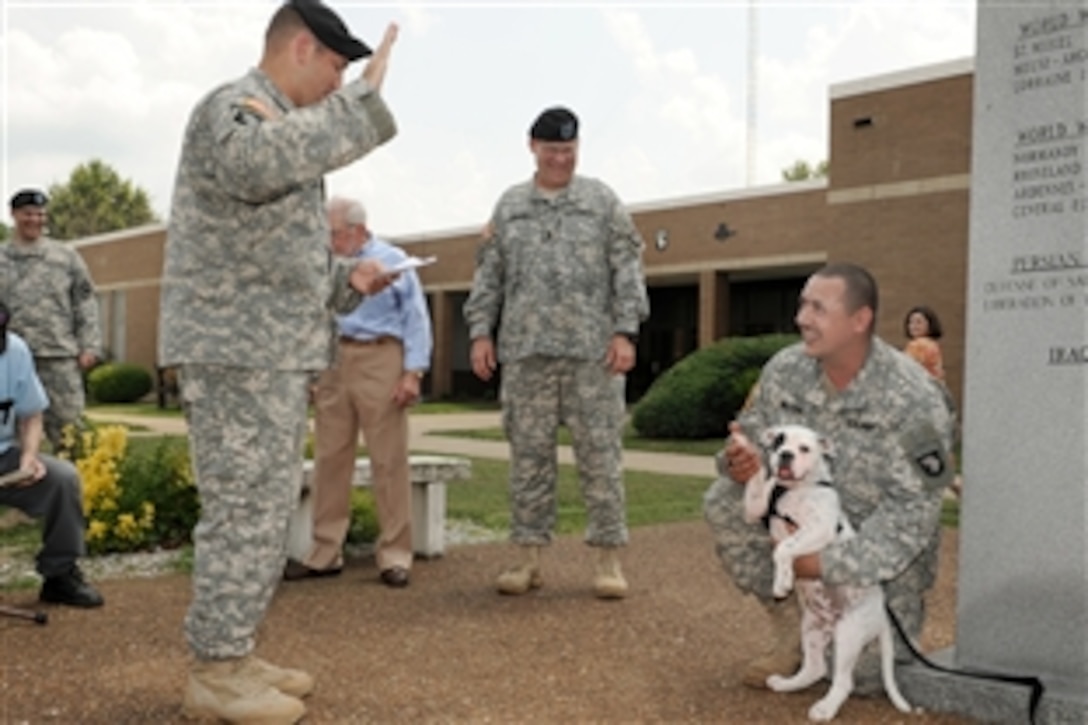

307,338,412,572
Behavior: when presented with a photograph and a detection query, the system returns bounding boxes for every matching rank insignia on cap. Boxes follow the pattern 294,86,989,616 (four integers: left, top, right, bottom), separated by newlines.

10,189,48,209
915,450,945,478
530,106,579,142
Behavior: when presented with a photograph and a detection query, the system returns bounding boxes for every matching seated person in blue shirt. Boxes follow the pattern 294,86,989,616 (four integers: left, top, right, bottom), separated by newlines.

0,300,103,608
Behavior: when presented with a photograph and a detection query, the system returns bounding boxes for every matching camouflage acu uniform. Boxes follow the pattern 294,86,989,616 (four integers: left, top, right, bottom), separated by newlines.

703,337,954,660
463,176,649,547
159,68,396,660
0,235,101,449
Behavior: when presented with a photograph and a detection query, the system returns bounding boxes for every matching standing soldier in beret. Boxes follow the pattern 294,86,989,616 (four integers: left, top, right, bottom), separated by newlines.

159,1,398,721
1,189,101,456
464,106,650,600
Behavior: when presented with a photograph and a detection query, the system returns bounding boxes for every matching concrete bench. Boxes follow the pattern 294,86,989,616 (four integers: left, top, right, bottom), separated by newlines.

285,455,472,562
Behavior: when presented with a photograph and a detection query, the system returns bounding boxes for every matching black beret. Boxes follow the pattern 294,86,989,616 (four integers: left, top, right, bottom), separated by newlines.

289,0,371,61
530,107,579,142
10,189,48,209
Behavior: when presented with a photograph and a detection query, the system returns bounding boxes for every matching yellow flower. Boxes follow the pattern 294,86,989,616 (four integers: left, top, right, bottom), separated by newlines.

87,519,108,543
58,425,78,460
115,513,140,542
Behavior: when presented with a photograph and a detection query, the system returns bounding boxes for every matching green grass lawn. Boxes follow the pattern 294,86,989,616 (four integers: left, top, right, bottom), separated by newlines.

88,402,184,418
0,520,45,588
87,399,498,418
122,437,713,534
439,455,711,534
431,424,724,457
415,400,501,414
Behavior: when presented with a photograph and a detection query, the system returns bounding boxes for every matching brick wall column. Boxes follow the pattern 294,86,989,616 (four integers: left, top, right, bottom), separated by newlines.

698,270,729,347
429,291,453,398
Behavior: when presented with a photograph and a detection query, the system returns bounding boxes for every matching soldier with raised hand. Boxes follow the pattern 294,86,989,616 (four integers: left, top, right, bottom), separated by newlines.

158,1,399,722
703,262,955,695
464,106,650,600
0,189,101,456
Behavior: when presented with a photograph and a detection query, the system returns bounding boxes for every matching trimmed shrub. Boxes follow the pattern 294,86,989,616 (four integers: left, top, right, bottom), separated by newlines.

116,436,199,550
88,363,153,403
66,423,197,555
631,334,798,439
346,488,380,544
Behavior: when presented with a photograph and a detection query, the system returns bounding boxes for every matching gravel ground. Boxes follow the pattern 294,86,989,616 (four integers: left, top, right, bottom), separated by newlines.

0,521,972,724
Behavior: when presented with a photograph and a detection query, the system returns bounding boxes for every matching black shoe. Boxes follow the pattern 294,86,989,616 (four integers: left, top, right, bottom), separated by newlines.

379,566,409,588
283,559,342,582
39,567,104,608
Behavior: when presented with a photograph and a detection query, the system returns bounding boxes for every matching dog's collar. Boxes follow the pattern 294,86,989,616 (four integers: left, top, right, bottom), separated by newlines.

762,482,843,534
761,483,791,530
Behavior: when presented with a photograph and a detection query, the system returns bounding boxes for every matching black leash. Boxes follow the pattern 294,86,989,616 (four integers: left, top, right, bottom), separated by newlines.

885,603,1045,725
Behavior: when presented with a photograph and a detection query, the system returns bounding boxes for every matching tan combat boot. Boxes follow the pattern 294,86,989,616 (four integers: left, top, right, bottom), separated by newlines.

742,597,803,688
241,656,314,699
495,545,542,595
593,547,628,599
182,656,306,724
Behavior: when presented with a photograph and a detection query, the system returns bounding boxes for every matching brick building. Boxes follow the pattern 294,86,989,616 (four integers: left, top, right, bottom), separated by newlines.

73,57,973,406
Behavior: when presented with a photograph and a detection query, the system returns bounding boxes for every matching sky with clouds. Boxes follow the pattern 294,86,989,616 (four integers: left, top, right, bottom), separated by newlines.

2,1,976,239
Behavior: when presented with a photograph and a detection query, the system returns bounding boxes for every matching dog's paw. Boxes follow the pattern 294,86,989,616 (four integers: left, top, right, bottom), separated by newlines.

808,697,840,722
772,570,794,599
766,674,789,692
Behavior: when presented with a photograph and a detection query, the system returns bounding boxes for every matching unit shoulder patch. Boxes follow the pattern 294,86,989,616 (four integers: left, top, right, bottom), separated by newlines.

233,97,278,125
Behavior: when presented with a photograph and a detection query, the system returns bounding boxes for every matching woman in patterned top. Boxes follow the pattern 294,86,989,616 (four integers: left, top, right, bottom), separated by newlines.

903,305,945,380
903,305,961,495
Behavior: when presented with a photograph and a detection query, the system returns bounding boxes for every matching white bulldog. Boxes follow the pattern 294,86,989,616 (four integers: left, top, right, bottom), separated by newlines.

741,423,912,722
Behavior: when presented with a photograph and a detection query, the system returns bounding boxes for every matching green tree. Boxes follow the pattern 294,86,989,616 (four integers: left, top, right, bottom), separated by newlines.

781,159,829,182
46,159,158,240
0,222,9,242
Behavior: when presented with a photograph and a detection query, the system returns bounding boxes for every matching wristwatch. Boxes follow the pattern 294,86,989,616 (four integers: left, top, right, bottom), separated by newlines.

408,369,426,379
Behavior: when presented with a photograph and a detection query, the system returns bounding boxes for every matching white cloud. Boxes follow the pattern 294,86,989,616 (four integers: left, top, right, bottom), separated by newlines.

3,4,271,213
602,9,659,78
395,3,440,38
2,2,974,237
599,7,746,201
753,1,974,179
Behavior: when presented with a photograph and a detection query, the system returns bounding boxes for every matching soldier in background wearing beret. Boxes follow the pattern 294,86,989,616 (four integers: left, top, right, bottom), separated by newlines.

1,189,102,457
158,1,398,721
464,106,650,600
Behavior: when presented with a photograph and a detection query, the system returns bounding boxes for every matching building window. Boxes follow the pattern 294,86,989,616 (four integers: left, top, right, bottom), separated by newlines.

97,290,127,361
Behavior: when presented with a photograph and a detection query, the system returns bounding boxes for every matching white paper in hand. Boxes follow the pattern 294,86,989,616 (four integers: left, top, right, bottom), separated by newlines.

0,467,35,488
386,255,437,275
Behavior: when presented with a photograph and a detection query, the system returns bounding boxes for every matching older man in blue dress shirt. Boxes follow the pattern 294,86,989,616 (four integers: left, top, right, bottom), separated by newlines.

286,196,433,588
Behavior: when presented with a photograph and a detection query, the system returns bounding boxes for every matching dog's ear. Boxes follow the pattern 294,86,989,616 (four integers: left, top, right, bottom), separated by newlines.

819,436,835,463
760,427,782,450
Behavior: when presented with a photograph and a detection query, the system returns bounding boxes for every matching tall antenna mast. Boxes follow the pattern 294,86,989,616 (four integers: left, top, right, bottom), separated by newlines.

746,0,758,186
